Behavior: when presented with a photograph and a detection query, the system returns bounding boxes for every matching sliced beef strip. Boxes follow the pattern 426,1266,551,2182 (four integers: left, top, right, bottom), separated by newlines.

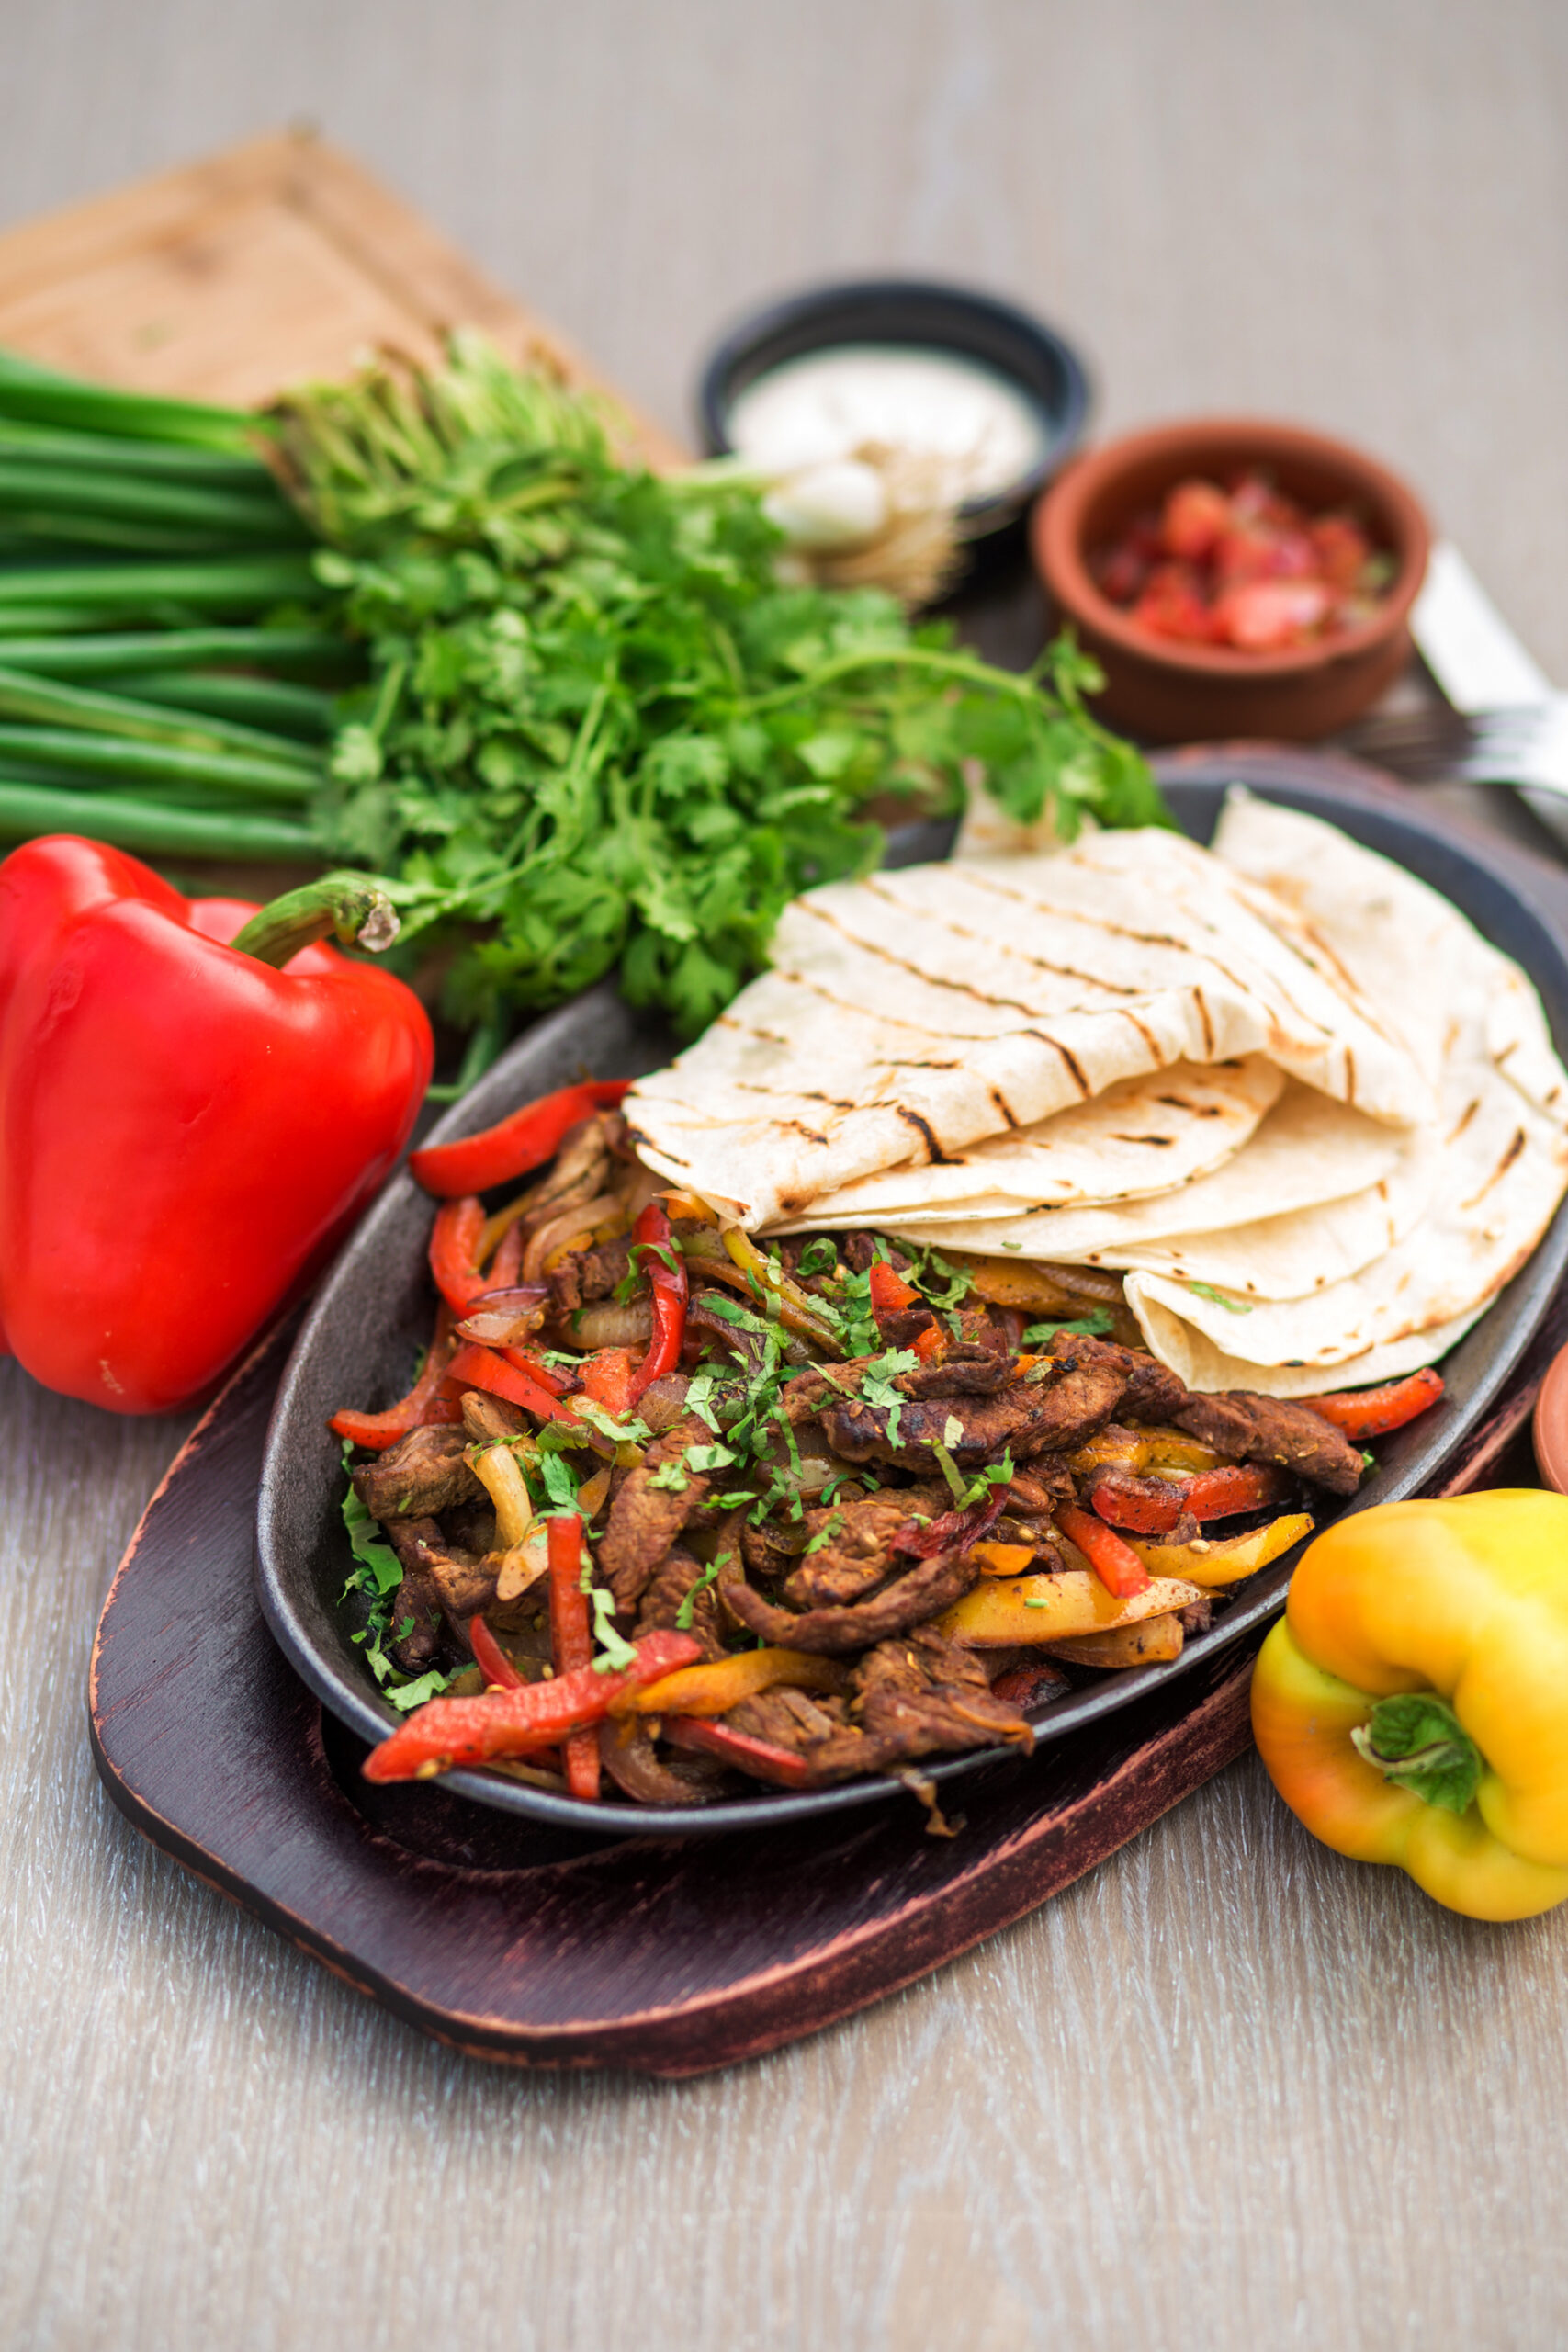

634,1545,728,1661
722,1545,982,1656
723,1686,852,1753
378,1517,446,1671
741,1516,807,1582
894,1342,1013,1400
685,1289,775,1381
1044,1330,1188,1424
460,1391,528,1444
597,1411,716,1609
353,1424,484,1522
841,1231,914,1276
802,1624,1033,1781
547,1230,635,1318
636,1371,695,1433
781,1484,953,1611
383,1516,494,1623
820,1357,1127,1470
1173,1389,1362,1495
874,1306,941,1350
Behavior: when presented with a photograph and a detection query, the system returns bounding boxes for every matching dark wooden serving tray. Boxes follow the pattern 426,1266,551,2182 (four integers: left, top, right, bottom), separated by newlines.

90,749,1568,2070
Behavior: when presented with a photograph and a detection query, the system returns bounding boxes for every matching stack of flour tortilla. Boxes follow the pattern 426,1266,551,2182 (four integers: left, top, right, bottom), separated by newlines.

626,791,1568,1395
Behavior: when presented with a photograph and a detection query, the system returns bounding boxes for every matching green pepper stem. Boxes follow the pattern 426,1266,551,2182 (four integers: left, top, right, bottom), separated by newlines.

1349,1691,1484,1816
230,872,400,967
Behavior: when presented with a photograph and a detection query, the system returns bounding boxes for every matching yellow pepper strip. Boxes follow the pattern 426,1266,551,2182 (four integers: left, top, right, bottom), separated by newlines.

720,1226,846,1355
469,1442,534,1548
1251,1490,1568,1921
1128,1511,1314,1588
615,1645,851,1718
1068,1426,1223,1477
935,1567,1203,1646
1047,1612,1186,1669
576,1465,612,1520
971,1540,1038,1578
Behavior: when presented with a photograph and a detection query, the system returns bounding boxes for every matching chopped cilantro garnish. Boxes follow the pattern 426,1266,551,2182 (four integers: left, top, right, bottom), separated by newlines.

931,1442,967,1503
796,1237,839,1280
589,1587,637,1672
802,1510,846,1556
337,1442,456,1708
675,1552,728,1630
686,1441,739,1473
648,1460,691,1493
1188,1282,1253,1313
570,1397,653,1445
537,1448,581,1510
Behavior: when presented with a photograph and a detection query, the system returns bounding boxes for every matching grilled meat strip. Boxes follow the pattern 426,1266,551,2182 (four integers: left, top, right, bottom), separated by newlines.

780,1485,953,1610
353,1424,483,1521
597,1411,716,1608
798,1625,1033,1781
723,1546,982,1655
1172,1388,1363,1495
634,1544,728,1660
820,1356,1129,1468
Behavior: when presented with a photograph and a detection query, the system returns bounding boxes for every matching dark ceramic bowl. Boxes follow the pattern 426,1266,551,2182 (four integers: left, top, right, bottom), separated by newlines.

697,277,1091,569
256,761,1568,1839
1032,417,1431,742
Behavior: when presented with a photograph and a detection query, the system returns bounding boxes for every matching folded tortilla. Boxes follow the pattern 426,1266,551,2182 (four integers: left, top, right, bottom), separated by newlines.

627,830,1434,1227
780,1079,1405,1253
773,1055,1284,1220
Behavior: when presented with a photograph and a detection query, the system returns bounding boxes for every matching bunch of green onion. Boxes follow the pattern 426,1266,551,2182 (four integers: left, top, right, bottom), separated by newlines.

0,349,355,865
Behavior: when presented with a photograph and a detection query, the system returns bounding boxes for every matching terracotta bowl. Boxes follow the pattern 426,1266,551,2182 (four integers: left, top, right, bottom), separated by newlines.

1531,1340,1568,1493
1032,417,1431,743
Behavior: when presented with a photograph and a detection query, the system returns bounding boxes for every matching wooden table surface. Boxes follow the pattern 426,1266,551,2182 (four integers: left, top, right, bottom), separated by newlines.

4,6,1567,2347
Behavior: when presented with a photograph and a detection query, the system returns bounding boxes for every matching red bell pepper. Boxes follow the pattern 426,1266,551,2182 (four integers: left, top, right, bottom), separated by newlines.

892,1487,1008,1560
626,1198,688,1403
0,838,432,1414
361,1629,702,1782
548,1512,601,1800
468,1612,525,1690
661,1715,813,1788
409,1079,632,1198
442,1340,575,1423
1089,1462,1288,1534
868,1259,920,1318
1056,1502,1152,1600
1303,1366,1444,1438
331,1301,461,1452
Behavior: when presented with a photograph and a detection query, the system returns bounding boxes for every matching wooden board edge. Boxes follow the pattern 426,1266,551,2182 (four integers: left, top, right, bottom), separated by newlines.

0,127,689,469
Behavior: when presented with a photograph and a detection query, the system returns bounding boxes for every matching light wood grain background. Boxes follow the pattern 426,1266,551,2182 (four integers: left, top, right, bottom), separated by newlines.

2,5,1567,2348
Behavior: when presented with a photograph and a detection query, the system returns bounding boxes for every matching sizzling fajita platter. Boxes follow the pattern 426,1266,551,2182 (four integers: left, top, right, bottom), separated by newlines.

256,766,1568,1836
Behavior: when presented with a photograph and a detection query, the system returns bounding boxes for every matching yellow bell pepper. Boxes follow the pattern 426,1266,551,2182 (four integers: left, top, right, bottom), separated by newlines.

1129,1511,1314,1589
1251,1490,1568,1921
936,1567,1204,1645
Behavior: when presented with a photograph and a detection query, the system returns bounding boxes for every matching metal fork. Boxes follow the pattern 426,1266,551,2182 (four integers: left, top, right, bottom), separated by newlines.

1338,697,1568,795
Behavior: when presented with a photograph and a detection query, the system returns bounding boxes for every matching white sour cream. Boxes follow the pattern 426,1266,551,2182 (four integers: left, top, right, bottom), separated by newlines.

727,343,1052,509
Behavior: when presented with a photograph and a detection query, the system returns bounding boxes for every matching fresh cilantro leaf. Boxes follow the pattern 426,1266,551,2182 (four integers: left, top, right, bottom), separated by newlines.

685,1442,738,1474
588,1588,637,1673
795,1238,839,1280
802,1511,845,1556
648,1461,690,1493
1188,1283,1254,1314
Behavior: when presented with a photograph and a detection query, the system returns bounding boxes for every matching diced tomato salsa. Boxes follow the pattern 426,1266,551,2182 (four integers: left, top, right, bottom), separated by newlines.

1092,470,1393,653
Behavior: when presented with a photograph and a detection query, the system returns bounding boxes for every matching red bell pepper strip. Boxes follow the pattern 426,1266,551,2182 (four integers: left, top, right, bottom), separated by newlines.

1089,1463,1289,1534
443,1340,576,1423
331,1302,460,1452
429,1196,493,1316
868,1259,920,1318
487,1218,524,1292
1302,1366,1445,1439
468,1613,525,1690
361,1629,702,1782
912,1324,946,1364
579,1347,638,1417
548,1513,601,1800
1057,1502,1152,1600
626,1199,688,1404
661,1715,812,1788
0,840,432,1415
410,1079,633,1198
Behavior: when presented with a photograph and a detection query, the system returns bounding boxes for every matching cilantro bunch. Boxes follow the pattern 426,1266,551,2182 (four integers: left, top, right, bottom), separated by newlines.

274,334,1169,1041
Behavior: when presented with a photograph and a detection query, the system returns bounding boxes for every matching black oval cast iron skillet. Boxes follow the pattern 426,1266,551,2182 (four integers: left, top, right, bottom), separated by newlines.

255,757,1568,1837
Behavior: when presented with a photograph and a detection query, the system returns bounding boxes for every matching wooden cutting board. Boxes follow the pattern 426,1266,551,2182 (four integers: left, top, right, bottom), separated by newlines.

0,126,686,464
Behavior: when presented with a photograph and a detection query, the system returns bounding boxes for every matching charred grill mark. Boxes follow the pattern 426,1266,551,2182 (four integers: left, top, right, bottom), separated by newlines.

1344,1046,1357,1106
1461,1127,1528,1209
793,902,1043,1017
1111,1133,1178,1146
778,970,1002,1043
1448,1097,1482,1143
1191,987,1215,1058
859,877,1145,1000
777,1117,830,1147
1021,1027,1090,1097
897,1107,955,1162
730,1080,859,1112
989,1087,1021,1129
715,1016,794,1047
627,1125,690,1166
1117,1010,1164,1061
